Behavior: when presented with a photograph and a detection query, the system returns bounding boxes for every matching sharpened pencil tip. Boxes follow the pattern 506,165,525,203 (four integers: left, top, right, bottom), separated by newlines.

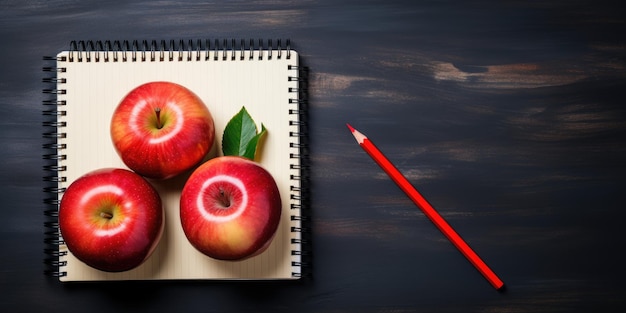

346,123,355,132
347,124,366,144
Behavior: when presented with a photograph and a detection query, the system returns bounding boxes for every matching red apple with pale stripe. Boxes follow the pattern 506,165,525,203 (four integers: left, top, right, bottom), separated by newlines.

179,156,281,260
58,168,164,272
110,81,215,180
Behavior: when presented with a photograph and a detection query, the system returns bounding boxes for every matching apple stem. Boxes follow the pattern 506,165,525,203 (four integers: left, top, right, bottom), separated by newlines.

219,189,231,208
100,212,113,219
155,107,163,129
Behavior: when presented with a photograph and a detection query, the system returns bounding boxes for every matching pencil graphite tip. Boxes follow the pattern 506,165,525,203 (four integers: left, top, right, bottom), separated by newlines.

347,124,366,144
346,123,355,133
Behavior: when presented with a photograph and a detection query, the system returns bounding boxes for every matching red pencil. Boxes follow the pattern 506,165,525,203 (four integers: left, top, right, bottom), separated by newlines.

347,123,504,290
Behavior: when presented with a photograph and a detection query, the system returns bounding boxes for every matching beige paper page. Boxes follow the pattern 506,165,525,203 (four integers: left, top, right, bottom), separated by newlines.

55,48,301,281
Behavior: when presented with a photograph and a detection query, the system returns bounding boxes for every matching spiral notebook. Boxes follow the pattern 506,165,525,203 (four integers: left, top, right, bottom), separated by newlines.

42,39,309,281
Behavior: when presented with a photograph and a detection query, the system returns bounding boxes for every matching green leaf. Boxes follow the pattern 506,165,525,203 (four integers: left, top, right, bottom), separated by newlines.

242,123,266,160
222,107,266,160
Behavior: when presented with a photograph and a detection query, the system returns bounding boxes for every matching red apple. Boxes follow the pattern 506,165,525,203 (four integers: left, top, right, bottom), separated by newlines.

179,156,282,260
111,81,215,180
58,168,164,272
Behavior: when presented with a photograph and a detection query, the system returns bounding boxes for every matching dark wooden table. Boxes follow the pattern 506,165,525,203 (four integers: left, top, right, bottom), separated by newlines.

2,1,625,312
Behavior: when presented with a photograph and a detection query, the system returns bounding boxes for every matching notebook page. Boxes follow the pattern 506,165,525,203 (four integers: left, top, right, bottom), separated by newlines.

56,48,300,281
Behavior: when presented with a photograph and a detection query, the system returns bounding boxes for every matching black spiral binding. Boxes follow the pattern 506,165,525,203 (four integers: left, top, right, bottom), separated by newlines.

42,39,310,279
63,39,293,63
288,63,310,279
42,54,68,278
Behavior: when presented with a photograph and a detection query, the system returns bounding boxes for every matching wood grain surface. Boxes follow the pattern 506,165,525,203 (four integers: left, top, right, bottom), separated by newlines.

1,0,625,312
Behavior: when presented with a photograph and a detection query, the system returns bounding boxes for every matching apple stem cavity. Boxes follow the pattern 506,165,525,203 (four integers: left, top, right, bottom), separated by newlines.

155,107,163,129
100,212,114,219
218,189,231,208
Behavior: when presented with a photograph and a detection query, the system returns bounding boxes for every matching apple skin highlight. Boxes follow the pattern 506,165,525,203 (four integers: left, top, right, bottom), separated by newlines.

180,156,282,261
110,81,215,180
59,168,164,272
